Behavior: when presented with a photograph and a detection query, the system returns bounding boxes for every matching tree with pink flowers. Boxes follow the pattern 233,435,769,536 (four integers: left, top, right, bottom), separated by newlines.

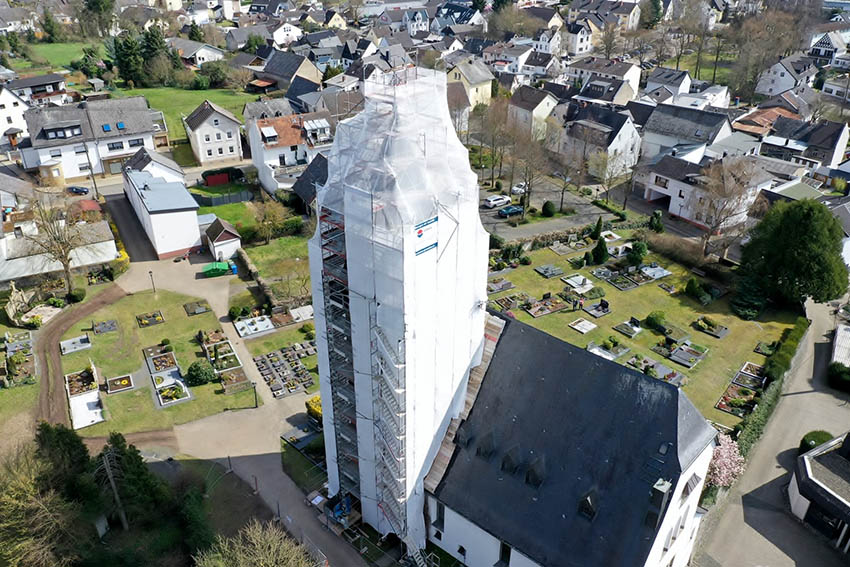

707,434,745,487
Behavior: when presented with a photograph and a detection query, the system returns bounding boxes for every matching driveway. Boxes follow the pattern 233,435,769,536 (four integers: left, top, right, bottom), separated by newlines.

693,298,850,567
103,194,158,262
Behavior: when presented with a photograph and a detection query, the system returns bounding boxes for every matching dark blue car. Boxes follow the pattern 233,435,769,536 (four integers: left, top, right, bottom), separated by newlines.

498,205,523,218
67,186,89,195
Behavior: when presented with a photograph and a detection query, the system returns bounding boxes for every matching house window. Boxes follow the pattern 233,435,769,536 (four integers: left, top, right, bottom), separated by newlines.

218,147,223,155
50,149,61,157
229,146,234,153
0,104,5,109
434,502,445,530
678,189,684,199
52,168,59,176
129,138,144,147
207,149,213,156
12,102,17,107
107,141,124,151
5,117,10,124
204,134,210,142
433,530,442,540
290,145,298,152
75,145,86,154
79,162,90,171
48,131,56,139
213,118,219,126
227,131,233,139
216,133,222,140
654,175,668,188
498,541,512,566
457,546,466,557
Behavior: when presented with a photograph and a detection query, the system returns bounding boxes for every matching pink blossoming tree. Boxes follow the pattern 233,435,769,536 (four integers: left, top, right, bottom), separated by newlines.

707,434,745,487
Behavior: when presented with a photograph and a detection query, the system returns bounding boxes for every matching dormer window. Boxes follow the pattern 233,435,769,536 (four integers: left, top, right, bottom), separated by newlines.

102,124,111,132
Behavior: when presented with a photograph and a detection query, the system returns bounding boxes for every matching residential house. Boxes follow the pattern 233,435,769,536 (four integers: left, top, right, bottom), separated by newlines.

789,430,850,557
377,8,430,36
523,27,561,55
731,107,801,137
759,86,818,121
522,6,564,29
216,0,241,20
6,73,69,107
285,76,322,112
270,21,303,45
183,100,244,165
0,7,34,33
761,116,850,170
564,21,592,57
567,0,640,31
259,49,322,90
179,0,211,25
447,81,470,133
574,75,634,105
243,98,295,121
641,105,732,158
639,154,772,230
124,146,184,184
423,312,716,567
821,74,850,103
225,24,272,51
432,3,484,32
553,103,641,178
447,58,494,108
646,67,692,96
296,88,364,120
247,0,294,16
508,85,558,139
565,57,641,95
809,29,850,66
323,9,347,29
204,217,241,260
755,53,816,97
247,111,333,193
290,152,326,210
0,87,30,147
522,52,558,77
483,43,533,74
166,37,225,67
20,97,159,184
123,167,201,259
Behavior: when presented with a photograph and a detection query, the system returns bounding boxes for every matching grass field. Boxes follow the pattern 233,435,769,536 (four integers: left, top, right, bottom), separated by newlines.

171,144,198,167
489,245,797,427
0,383,37,427
280,439,326,493
245,236,309,279
114,87,257,142
664,51,737,86
198,202,260,236
29,42,95,68
191,182,255,198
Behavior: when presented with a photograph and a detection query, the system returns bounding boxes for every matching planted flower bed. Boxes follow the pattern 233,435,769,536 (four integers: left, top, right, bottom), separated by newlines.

93,319,118,335
157,384,189,405
696,316,729,339
151,353,177,372
87,269,112,286
732,371,764,390
106,375,133,394
715,383,757,417
136,311,165,328
627,353,657,373
212,354,241,372
670,343,708,368
754,341,777,356
607,275,637,291
741,361,764,377
199,328,227,346
624,270,653,285
220,368,251,394
184,301,211,316
66,368,97,396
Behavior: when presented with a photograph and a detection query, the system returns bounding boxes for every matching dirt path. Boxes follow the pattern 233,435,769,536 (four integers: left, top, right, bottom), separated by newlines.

35,284,128,426
82,428,178,454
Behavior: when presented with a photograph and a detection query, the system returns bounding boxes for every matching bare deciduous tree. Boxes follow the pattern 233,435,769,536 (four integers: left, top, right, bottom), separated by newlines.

26,201,83,293
600,23,620,59
587,150,630,203
511,131,549,220
194,519,314,567
256,200,286,244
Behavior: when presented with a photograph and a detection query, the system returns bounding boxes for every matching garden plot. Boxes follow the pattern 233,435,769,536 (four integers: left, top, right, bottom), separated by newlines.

220,368,251,394
607,274,637,291
569,318,597,334
487,278,515,294
152,369,191,407
205,340,242,373
587,338,629,361
183,301,211,316
614,318,642,338
583,299,612,318
235,315,275,338
696,316,729,339
624,268,654,286
87,269,112,286
65,367,104,430
136,311,165,328
22,304,61,325
492,292,532,312
754,341,776,356
654,363,685,387
715,382,757,418
740,361,765,378
525,296,568,318
669,343,709,368
535,264,564,279
562,274,594,295
106,374,134,394
60,334,92,355
143,344,178,374
732,371,763,390
6,333,33,357
93,319,118,334
590,267,613,280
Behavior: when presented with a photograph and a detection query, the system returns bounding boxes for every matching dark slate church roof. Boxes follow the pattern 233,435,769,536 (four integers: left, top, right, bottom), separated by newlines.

432,312,716,567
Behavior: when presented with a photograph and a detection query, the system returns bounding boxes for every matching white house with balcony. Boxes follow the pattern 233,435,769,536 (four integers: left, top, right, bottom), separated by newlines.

0,86,30,146
5,73,69,106
183,100,244,165
247,110,333,194
20,97,158,185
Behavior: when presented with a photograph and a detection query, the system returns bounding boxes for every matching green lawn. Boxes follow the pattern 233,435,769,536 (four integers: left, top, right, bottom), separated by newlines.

198,202,260,237
114,87,257,142
29,42,95,69
245,236,309,280
81,380,257,437
171,144,198,167
280,439,326,493
490,245,796,427
664,51,737,86
191,182,255,198
0,383,37,427
245,325,311,357
228,286,265,312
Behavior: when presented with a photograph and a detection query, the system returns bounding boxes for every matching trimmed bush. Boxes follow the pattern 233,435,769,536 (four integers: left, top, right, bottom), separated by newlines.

592,200,628,221
649,210,664,233
646,310,666,331
228,306,241,321
592,237,609,264
68,288,86,303
828,361,850,393
626,241,647,266
161,338,171,346
591,216,603,240
47,297,65,308
519,256,532,265
186,361,215,386
300,322,314,333
495,180,503,191
542,201,556,217
240,306,251,317
799,430,834,455
583,251,594,266
489,233,505,250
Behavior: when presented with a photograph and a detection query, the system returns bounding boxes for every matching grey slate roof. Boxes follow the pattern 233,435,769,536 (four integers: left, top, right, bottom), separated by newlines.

243,98,295,120
227,24,272,45
166,37,221,58
264,50,310,83
291,153,326,205
25,97,155,150
647,67,690,87
770,116,846,151
285,75,321,105
578,76,627,102
647,155,704,182
509,85,554,112
125,170,199,214
124,147,183,176
452,58,494,85
7,72,64,90
571,56,635,78
643,104,729,143
566,104,630,146
433,312,716,567
184,100,242,132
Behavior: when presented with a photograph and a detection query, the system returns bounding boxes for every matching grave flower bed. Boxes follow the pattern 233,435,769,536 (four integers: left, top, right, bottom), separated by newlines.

213,354,241,371
220,368,251,394
87,269,112,285
106,375,133,394
66,368,97,396
136,311,165,328
151,353,177,372
627,353,656,373
157,384,188,404
624,270,653,285
696,316,729,339
608,274,637,291
741,361,764,377
715,383,757,417
754,341,776,356
732,371,764,390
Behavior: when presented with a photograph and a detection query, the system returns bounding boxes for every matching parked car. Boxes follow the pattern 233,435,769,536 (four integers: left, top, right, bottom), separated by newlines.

498,205,524,218
511,182,527,195
484,195,511,209
67,186,89,195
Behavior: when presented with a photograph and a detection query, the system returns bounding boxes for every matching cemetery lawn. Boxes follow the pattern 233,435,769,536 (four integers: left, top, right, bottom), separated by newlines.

245,236,309,280
245,326,319,393
489,246,798,427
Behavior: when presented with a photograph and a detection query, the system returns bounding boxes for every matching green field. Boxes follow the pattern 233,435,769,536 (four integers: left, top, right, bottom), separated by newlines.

490,245,796,427
245,236,309,279
29,42,95,68
171,143,197,167
664,51,737,86
191,182,255,198
198,202,260,237
115,87,258,142
0,382,37,427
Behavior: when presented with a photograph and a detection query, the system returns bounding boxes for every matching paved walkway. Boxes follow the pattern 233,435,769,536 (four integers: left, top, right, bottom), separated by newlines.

693,299,850,567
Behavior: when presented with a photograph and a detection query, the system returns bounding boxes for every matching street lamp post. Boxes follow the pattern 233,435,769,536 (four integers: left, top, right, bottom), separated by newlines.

149,270,156,293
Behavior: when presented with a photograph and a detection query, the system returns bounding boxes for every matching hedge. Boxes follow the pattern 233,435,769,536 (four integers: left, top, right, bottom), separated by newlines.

592,199,628,221
735,316,809,457
799,430,833,455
